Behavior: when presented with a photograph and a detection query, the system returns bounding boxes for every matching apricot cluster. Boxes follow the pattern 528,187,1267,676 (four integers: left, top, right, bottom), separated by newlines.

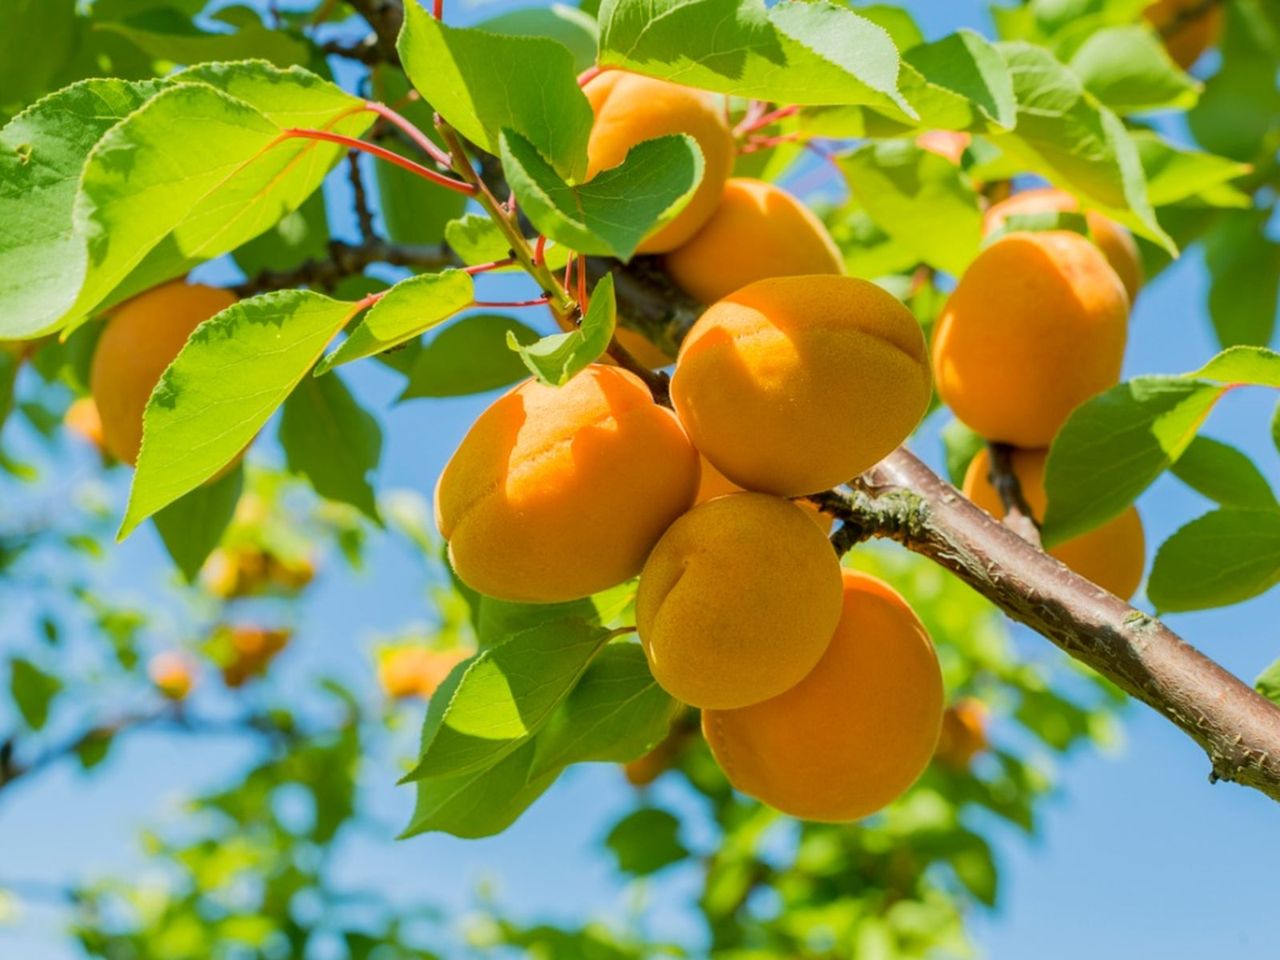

436,74,944,820
933,189,1146,599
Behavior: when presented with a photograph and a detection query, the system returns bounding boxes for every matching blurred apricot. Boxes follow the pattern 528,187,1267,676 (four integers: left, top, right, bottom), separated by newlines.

934,697,990,770
963,447,1146,600
436,365,700,603
64,397,106,456
378,646,469,700
148,652,196,702
932,232,1128,448
1144,0,1223,69
637,493,843,709
583,70,735,253
672,275,930,496
202,547,316,599
704,570,943,821
985,187,1143,302
915,130,971,165
90,281,237,466
665,178,843,305
220,625,291,688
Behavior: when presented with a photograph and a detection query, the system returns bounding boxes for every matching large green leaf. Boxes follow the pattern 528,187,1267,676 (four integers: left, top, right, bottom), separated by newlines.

1204,209,1280,348
481,5,598,74
1170,437,1277,510
404,616,613,781
279,370,382,520
1188,0,1280,162
0,0,77,115
992,42,1172,252
839,141,983,276
502,130,702,260
398,1,592,181
0,78,165,339
597,0,913,116
399,314,539,400
899,30,1016,131
316,270,475,373
97,7,314,68
1067,25,1198,115
1133,131,1251,208
1148,508,1280,613
152,463,245,582
508,274,617,386
121,291,362,537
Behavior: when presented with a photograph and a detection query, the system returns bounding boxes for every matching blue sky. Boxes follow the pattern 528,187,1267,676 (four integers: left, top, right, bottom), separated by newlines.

2,0,1279,956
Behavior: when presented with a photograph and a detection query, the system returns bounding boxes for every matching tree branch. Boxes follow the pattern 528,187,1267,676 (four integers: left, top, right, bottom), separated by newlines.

346,0,404,64
233,239,453,297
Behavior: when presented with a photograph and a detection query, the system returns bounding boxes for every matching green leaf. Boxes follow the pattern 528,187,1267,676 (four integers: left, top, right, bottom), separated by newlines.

501,130,702,261
399,314,539,400
280,370,382,520
0,350,18,431
1194,345,1280,385
0,78,166,339
1257,657,1280,706
481,4,599,74
531,641,680,775
121,290,361,537
97,7,314,68
597,0,913,117
839,141,983,276
991,42,1172,253
1170,436,1277,509
1272,401,1280,455
9,658,62,731
403,740,560,839
899,30,1017,131
317,270,474,373
508,274,616,386
1204,209,1280,348
0,0,77,115
405,616,613,781
443,213,512,267
1067,25,1199,115
1148,508,1280,613
398,1,593,181
1133,131,1251,208
61,65,369,334
152,463,245,582
473,581,636,649
1188,0,1280,162
232,189,330,278
605,807,689,876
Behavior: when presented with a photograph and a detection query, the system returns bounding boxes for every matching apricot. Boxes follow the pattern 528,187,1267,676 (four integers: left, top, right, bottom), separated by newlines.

933,232,1128,447
378,646,468,700
637,493,843,709
695,455,833,534
963,447,1146,600
1144,0,1223,70
90,281,237,466
220,625,291,688
916,130,971,165
148,652,196,701
985,187,1143,302
934,697,990,771
64,397,106,457
704,570,943,821
672,275,930,496
583,70,735,254
664,178,843,305
436,365,700,603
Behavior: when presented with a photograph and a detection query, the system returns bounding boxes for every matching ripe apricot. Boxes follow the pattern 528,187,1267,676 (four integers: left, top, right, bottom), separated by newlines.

934,697,990,771
695,456,833,533
916,130,971,165
378,646,468,699
583,70,735,254
963,447,1145,600
1144,0,1223,69
64,397,106,457
664,178,843,305
704,570,943,821
90,281,237,466
672,275,930,496
148,652,196,701
985,187,1143,302
220,625,291,688
436,365,700,603
933,232,1128,448
637,493,843,709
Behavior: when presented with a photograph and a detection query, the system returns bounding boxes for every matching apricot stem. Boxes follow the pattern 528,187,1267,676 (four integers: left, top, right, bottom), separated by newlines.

463,258,516,275
734,103,798,137
280,128,475,195
986,442,1042,547
472,296,550,309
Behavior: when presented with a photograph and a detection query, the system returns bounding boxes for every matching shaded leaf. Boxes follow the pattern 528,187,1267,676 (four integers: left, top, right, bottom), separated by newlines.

9,658,61,731
152,463,245,582
1067,25,1198,114
399,314,539,400
605,807,689,876
1170,436,1276,509
1149,508,1280,612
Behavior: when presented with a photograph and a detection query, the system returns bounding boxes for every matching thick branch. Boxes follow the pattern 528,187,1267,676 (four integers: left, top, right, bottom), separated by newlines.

817,449,1280,802
346,0,403,64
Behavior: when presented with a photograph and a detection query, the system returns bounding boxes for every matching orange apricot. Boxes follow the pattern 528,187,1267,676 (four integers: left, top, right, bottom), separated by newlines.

64,397,106,457
963,447,1146,600
1144,0,1224,70
436,365,700,603
985,187,1143,302
672,275,930,496
695,455,833,534
664,178,843,305
90,281,237,466
378,646,468,700
148,652,196,701
583,70,735,254
704,570,944,821
932,232,1128,447
934,697,990,770
915,130,971,165
637,493,843,709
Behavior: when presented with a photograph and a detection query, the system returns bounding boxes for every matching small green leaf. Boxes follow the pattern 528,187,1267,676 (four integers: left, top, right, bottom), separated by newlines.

1204,210,1280,348
405,616,613,781
1149,508,1280,613
1257,657,1280,706
1194,345,1280,386
399,314,539,400
443,213,512,267
473,582,636,649
1170,436,1276,509
9,658,62,731
398,1,593,181
122,290,361,537
318,270,474,374
280,371,382,520
502,131,702,261
509,274,616,386
152,463,245,582
605,807,689,876
1067,25,1199,115
839,141,983,276
1132,131,1251,208
986,209,1091,243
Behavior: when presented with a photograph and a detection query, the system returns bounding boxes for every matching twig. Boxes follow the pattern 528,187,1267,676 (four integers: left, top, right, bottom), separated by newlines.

321,36,384,65
234,240,454,297
347,151,376,242
346,0,404,64
987,442,1042,548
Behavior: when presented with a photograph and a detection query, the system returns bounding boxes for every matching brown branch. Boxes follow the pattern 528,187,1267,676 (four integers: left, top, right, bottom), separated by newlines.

584,256,703,360
987,442,1042,548
346,151,377,242
233,240,453,296
346,0,404,64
